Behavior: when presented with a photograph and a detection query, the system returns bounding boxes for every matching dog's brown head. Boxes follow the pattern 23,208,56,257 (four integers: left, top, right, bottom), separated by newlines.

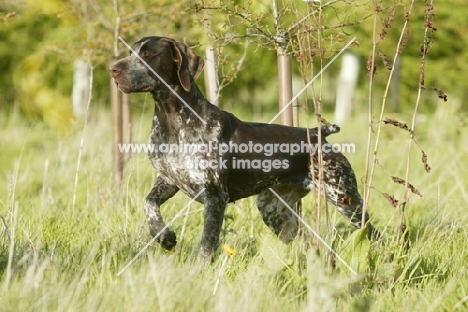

110,37,204,93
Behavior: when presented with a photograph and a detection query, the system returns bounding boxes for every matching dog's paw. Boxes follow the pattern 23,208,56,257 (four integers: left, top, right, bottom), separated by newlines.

153,229,177,250
198,246,215,265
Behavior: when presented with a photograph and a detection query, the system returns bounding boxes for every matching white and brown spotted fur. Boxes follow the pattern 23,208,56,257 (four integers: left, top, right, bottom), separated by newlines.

110,36,379,258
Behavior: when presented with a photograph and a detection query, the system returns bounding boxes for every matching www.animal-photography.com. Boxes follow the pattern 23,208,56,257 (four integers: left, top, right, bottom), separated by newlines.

1,1,467,311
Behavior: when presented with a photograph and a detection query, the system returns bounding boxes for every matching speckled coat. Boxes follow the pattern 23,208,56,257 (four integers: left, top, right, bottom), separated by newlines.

110,36,379,258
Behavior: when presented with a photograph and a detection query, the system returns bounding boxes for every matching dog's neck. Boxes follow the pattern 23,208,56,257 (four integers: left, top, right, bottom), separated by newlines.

150,83,211,138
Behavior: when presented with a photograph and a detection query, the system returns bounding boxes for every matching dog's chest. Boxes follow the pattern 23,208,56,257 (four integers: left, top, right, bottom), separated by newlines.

147,116,223,194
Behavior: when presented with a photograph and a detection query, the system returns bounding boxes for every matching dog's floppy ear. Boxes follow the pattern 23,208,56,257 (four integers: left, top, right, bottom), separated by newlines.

170,41,204,92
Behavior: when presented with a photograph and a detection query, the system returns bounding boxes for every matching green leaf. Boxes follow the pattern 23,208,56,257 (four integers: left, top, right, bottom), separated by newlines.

258,235,288,271
338,227,371,273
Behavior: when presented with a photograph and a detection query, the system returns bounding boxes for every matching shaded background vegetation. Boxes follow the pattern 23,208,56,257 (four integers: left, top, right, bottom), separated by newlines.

1,0,467,130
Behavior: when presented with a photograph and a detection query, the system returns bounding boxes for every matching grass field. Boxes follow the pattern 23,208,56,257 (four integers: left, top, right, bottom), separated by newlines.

1,102,467,311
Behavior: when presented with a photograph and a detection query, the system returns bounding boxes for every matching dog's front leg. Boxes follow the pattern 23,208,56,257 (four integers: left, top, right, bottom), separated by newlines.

145,176,179,250
199,187,229,259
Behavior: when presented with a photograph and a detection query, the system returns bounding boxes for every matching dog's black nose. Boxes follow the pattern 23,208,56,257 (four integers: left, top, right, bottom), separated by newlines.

110,69,120,79
110,62,124,78
110,69,119,78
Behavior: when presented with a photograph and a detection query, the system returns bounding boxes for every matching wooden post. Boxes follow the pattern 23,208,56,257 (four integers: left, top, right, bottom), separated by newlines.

272,0,293,127
204,45,219,106
277,54,293,126
111,77,123,186
122,93,132,161
110,11,129,187
272,0,299,225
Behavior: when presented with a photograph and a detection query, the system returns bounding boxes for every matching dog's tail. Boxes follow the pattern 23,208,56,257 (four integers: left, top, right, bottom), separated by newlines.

321,124,340,137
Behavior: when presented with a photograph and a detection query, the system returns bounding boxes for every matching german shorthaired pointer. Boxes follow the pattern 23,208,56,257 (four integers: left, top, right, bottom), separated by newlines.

110,36,378,258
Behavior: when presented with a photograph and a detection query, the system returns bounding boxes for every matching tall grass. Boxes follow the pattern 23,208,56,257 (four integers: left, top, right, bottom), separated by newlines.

1,102,467,311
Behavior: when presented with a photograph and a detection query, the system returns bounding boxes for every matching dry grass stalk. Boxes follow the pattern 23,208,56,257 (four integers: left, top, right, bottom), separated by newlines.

398,0,436,239
362,1,416,225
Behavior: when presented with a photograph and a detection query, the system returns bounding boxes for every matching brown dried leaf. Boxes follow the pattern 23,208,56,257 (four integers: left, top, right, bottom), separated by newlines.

398,28,410,54
379,8,395,40
431,87,448,102
383,118,411,133
315,113,329,125
391,176,422,197
379,51,392,70
392,176,405,185
425,20,437,31
382,193,399,208
379,28,387,40
420,44,428,56
366,54,376,78
422,150,431,173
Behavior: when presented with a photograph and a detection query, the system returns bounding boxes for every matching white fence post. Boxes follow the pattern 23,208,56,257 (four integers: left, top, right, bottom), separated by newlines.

204,45,219,106
72,58,91,117
335,53,360,124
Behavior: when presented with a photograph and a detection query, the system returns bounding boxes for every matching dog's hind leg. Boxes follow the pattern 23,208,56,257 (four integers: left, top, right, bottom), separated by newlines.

145,176,179,250
256,185,309,242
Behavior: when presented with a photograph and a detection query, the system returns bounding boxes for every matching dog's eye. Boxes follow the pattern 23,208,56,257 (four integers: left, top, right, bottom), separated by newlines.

141,51,152,57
